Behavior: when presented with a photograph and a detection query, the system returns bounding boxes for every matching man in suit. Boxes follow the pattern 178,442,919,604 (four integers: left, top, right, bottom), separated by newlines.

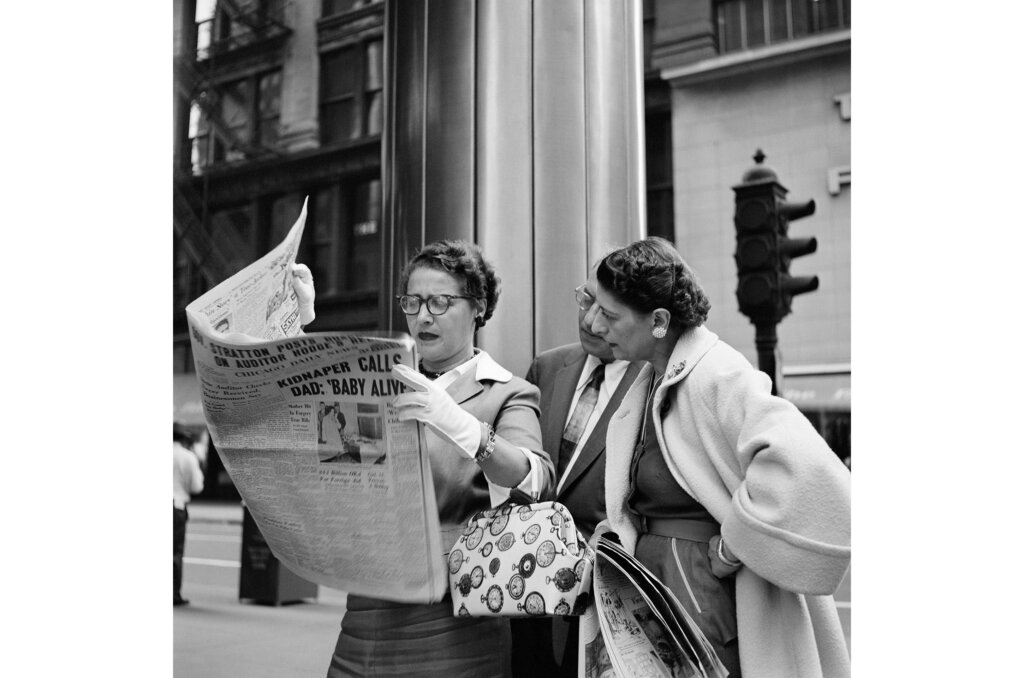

511,272,642,677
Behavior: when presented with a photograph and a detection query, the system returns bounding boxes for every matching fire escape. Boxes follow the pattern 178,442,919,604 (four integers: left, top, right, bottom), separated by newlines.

173,0,292,290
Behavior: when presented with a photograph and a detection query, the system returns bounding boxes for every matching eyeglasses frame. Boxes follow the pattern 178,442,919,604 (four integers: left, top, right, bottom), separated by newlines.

395,293,480,316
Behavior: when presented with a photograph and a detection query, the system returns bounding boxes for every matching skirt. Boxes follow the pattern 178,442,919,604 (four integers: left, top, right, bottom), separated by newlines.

634,532,742,677
326,593,512,677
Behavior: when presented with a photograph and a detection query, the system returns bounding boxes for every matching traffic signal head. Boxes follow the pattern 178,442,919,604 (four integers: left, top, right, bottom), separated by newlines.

732,151,819,324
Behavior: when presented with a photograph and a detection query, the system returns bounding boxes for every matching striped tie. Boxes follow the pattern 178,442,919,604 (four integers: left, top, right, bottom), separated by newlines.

557,364,605,480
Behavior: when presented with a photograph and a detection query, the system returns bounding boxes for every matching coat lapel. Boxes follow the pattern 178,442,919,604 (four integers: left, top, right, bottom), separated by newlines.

558,360,643,497
546,352,586,458
651,325,719,416
447,368,484,405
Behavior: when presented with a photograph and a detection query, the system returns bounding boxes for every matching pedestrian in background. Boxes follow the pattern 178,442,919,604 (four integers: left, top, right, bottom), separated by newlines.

173,423,205,607
511,269,641,678
586,237,851,678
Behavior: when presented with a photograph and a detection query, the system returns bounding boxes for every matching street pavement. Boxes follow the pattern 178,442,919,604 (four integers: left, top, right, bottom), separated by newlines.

174,500,850,677
174,501,347,678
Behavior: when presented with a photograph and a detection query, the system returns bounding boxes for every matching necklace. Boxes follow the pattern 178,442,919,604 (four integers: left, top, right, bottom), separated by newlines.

419,360,445,380
419,353,475,380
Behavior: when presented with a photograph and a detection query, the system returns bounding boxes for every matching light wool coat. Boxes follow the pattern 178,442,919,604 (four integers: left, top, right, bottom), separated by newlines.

602,326,851,678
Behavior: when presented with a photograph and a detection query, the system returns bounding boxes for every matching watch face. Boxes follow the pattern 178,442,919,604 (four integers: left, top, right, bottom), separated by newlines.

517,505,536,521
507,573,525,599
523,524,542,544
457,573,473,596
497,532,515,551
489,557,501,576
466,527,484,550
447,549,464,574
536,540,557,568
470,565,485,588
480,542,493,557
554,599,571,616
552,567,577,592
518,553,537,578
489,513,509,536
484,585,504,613
521,591,546,616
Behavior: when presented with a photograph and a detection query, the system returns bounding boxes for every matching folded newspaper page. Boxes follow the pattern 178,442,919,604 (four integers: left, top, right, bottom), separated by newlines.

184,199,447,603
582,535,728,678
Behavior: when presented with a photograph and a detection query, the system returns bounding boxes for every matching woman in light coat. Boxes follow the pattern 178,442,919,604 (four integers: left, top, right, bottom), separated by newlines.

585,237,850,678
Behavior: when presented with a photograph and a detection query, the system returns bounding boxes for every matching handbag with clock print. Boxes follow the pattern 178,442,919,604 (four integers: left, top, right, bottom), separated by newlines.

447,500,595,618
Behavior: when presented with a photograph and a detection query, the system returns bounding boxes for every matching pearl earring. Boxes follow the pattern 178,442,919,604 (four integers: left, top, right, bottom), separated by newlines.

652,326,667,339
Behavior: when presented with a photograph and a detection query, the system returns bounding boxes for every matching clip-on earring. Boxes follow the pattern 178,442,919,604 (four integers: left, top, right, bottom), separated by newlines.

652,326,667,339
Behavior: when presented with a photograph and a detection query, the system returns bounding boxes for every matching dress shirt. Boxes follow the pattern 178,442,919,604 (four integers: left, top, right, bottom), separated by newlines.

556,355,629,494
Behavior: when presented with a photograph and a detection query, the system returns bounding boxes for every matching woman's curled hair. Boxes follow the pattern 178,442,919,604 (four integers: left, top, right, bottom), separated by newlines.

399,240,501,329
596,237,710,329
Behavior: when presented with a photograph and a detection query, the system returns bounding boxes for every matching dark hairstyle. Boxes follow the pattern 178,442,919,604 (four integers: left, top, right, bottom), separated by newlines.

596,237,710,329
398,240,501,329
173,423,192,446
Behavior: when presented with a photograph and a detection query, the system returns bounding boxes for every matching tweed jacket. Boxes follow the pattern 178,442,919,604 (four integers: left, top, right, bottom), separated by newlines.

525,343,642,538
601,325,851,678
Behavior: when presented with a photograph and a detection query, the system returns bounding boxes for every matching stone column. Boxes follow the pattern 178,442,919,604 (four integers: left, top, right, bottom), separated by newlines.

382,0,645,374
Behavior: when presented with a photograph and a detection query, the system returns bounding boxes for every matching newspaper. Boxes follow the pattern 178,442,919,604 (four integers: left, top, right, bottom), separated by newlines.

184,199,447,604
582,536,729,678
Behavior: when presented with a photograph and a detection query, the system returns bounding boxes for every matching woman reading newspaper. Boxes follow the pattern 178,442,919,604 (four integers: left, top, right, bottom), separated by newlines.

583,238,851,678
310,241,554,677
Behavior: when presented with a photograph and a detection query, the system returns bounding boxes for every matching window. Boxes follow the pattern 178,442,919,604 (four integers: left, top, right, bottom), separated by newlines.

216,79,251,162
209,205,256,277
322,0,383,18
257,70,282,147
201,0,285,57
645,107,674,241
716,0,849,54
320,39,384,145
309,178,382,295
189,69,281,170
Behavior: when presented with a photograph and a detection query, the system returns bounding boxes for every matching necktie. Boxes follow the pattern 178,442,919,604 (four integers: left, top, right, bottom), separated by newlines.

558,364,605,480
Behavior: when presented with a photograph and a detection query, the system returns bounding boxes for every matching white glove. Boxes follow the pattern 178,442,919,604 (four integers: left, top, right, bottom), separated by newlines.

392,363,482,458
290,263,315,326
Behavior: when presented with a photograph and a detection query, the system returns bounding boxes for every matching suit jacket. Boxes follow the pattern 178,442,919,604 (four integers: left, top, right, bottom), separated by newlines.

428,351,553,544
524,344,641,539
513,345,639,678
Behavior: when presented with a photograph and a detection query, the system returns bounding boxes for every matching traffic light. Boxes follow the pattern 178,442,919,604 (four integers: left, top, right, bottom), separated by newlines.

732,151,819,325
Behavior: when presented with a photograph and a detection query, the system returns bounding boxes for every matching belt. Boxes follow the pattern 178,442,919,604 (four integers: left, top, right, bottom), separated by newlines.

641,516,719,543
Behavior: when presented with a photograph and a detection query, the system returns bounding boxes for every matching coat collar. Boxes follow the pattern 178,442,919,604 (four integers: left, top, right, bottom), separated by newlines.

661,325,718,387
651,325,719,412
474,350,512,383
446,350,511,404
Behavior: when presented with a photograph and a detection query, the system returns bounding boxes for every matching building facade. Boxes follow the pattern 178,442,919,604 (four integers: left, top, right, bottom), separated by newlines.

173,0,851,495
645,0,851,463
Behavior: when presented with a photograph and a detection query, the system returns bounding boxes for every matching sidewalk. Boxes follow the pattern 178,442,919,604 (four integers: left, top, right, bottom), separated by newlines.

174,501,348,678
188,499,244,525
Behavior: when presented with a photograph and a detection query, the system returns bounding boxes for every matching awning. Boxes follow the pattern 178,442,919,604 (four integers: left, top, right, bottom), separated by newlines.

173,373,207,429
781,372,851,411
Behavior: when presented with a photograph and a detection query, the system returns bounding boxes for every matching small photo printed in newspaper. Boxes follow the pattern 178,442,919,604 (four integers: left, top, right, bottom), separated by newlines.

316,400,387,466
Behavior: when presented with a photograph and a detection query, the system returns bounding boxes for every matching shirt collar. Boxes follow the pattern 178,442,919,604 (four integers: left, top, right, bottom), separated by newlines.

575,354,629,392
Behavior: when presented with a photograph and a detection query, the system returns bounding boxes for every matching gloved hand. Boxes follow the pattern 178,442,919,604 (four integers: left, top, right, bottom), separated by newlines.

392,363,482,458
291,263,315,326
